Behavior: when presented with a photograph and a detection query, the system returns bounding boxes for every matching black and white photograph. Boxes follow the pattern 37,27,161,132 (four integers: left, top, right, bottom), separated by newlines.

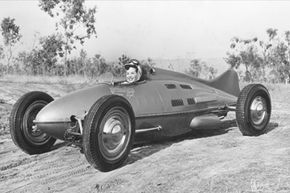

0,0,289,192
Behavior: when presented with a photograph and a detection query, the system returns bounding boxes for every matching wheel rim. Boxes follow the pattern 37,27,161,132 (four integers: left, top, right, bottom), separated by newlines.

250,96,268,127
98,106,131,162
22,101,51,145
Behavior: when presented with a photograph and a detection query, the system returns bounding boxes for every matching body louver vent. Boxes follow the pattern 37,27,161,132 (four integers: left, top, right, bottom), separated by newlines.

165,84,176,89
180,84,192,89
171,99,184,106
187,98,196,105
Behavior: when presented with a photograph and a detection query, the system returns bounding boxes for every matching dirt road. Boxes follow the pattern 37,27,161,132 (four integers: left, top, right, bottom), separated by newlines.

0,82,289,193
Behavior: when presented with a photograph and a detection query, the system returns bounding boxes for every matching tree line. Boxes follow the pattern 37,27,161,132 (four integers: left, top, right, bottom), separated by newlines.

225,28,290,83
0,0,289,83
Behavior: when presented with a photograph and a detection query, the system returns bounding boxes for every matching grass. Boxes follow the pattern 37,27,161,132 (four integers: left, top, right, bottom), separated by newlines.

0,74,97,84
0,73,126,85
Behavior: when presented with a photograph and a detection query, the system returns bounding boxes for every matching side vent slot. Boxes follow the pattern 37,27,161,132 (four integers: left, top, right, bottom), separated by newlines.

165,84,176,89
187,98,196,105
171,99,184,107
180,84,192,89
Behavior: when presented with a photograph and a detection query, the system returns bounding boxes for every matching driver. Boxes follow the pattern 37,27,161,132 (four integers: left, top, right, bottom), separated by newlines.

124,59,142,84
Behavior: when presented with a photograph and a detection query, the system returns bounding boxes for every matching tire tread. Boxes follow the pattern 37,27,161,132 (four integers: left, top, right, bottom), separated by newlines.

9,91,56,154
83,95,135,172
236,84,271,136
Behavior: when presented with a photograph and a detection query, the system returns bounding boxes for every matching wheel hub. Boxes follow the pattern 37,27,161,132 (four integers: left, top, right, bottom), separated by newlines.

103,117,126,153
250,96,267,126
99,107,131,162
22,101,50,145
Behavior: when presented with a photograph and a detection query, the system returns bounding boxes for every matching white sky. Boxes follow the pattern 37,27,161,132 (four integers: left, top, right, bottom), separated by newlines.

1,1,290,68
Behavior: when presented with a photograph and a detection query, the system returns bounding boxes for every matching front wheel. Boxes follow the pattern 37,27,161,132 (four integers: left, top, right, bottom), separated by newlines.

236,84,271,136
83,95,135,172
9,91,56,154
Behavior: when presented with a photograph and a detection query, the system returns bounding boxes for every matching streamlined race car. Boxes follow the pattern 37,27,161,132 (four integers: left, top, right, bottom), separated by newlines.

10,67,271,171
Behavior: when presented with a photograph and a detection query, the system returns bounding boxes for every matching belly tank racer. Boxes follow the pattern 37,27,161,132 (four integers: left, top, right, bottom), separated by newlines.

10,67,271,172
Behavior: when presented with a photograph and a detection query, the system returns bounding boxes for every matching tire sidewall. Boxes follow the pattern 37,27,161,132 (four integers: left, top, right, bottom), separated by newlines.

21,100,50,146
237,84,271,136
83,95,135,171
245,87,271,131
10,91,56,154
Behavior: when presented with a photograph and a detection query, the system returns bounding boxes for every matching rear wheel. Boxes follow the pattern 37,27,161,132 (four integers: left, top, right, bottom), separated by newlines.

236,84,271,136
83,95,135,172
10,91,56,154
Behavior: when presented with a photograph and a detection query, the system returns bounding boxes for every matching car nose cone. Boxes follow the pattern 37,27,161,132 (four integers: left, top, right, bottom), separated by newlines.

35,84,111,123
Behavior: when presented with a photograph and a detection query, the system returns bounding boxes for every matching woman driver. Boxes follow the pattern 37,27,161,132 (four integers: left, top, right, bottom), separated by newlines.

124,59,142,84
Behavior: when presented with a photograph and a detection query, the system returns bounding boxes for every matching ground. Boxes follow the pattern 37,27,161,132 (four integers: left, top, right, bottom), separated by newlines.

0,81,289,193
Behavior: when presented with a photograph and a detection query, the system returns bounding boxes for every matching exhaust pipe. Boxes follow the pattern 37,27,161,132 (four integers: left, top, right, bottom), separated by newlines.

190,114,222,129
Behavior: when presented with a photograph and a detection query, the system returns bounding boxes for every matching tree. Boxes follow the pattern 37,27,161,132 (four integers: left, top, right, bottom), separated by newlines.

224,53,241,69
0,45,4,60
0,17,22,73
240,46,263,81
285,30,290,65
118,54,131,66
266,28,278,41
225,28,290,83
16,34,65,75
268,42,290,83
144,57,156,68
225,37,244,69
39,34,65,74
258,40,272,79
94,54,109,76
187,59,202,78
202,65,218,80
225,37,265,81
186,59,217,79
0,44,5,75
39,0,97,75
110,54,130,76
140,58,156,69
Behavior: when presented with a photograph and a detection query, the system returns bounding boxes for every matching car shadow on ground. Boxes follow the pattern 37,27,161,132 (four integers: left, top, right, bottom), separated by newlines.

127,119,236,165
265,122,279,133
44,119,278,166
50,141,72,151
127,119,279,166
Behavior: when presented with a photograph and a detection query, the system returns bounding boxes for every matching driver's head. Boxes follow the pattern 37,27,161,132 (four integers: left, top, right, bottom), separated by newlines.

125,59,142,83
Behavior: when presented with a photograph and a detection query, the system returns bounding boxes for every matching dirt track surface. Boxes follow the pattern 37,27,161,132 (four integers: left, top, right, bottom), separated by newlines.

0,82,289,193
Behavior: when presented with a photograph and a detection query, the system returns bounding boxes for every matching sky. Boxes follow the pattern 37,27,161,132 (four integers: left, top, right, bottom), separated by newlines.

1,0,290,71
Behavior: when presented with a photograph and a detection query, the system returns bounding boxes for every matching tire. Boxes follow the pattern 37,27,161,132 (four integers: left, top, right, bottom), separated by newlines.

236,84,271,136
10,91,56,154
83,95,135,172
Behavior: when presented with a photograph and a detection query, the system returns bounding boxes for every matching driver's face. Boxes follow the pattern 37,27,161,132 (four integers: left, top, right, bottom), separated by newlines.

126,67,138,83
